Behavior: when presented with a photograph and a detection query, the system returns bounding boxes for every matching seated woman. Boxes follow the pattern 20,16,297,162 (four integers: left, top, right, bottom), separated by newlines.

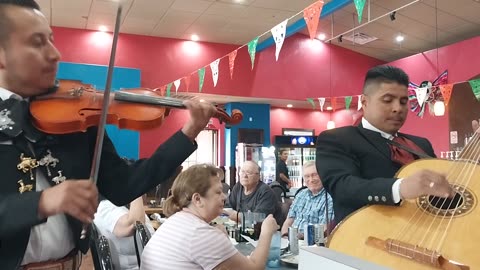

141,164,279,270
94,196,155,270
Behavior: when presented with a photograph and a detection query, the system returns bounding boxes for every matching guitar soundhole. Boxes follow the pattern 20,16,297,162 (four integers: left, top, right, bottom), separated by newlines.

427,193,463,210
417,184,475,217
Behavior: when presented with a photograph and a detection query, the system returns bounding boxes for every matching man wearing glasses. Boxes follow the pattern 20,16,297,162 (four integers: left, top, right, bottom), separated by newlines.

280,161,334,237
224,161,281,225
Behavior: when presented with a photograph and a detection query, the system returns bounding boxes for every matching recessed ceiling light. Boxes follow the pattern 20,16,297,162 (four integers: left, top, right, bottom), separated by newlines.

199,99,205,102
287,104,293,108
318,33,326,41
98,25,107,32
395,34,404,42
326,106,332,110
191,34,199,41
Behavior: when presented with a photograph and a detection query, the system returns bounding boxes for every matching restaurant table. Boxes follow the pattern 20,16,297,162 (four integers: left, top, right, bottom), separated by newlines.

235,242,297,269
144,206,163,215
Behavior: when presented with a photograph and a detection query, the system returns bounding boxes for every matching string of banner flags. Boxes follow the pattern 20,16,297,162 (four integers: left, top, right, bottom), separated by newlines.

304,72,480,118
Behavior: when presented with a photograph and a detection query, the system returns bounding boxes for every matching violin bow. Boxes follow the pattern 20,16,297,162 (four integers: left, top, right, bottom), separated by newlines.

80,3,123,239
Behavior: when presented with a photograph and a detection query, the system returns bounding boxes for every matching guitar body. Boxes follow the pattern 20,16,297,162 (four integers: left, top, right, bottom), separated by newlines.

327,159,479,269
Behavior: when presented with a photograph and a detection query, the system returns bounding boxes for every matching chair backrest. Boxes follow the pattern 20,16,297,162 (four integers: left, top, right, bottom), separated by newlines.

270,183,287,203
89,224,114,270
134,221,152,267
294,186,308,198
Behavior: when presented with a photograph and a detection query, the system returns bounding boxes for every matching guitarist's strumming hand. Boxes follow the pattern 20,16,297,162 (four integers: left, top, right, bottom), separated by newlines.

399,169,455,200
472,119,480,134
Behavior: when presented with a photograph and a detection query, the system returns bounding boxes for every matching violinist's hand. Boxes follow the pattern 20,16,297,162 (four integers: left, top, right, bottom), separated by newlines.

472,119,480,134
38,180,98,224
181,99,217,141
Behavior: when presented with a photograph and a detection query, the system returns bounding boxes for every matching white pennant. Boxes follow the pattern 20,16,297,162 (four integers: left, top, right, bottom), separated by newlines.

173,79,181,93
210,59,220,87
415,87,428,107
318,97,326,111
357,95,362,111
270,19,288,61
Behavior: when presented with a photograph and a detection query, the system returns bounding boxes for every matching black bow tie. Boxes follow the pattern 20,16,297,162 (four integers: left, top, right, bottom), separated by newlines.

0,98,44,142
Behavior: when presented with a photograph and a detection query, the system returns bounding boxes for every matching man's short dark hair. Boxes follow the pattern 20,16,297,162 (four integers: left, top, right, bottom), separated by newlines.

0,0,40,45
362,65,409,94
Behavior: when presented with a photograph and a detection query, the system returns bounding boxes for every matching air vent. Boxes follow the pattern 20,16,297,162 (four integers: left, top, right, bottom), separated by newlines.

342,32,378,45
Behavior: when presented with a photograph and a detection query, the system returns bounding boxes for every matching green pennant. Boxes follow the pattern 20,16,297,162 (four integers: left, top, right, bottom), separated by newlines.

166,83,172,97
469,79,480,101
306,98,315,109
353,0,366,23
247,37,260,70
198,67,205,92
345,96,352,109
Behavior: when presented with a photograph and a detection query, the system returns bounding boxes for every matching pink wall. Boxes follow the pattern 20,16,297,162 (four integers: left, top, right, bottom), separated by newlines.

387,36,480,155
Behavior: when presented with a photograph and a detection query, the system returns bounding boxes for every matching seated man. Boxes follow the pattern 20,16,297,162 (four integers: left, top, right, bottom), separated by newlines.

225,161,282,225
94,196,155,270
281,161,334,236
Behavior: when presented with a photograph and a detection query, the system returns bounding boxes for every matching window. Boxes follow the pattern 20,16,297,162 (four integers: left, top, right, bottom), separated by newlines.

182,129,218,168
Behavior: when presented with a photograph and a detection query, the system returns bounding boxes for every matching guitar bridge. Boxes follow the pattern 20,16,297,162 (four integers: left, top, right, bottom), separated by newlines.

365,236,469,269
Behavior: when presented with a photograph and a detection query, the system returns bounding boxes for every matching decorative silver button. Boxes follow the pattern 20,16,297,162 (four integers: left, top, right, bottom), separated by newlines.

368,196,372,201
381,196,387,202
374,196,379,202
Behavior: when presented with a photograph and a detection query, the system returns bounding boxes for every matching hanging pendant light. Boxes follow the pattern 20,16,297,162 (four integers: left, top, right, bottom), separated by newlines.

433,101,445,116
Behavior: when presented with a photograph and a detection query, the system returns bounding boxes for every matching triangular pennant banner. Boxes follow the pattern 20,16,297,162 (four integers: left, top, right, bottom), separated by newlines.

184,75,191,92
210,59,220,87
353,0,366,23
469,79,480,101
318,97,326,111
303,0,325,39
166,83,172,97
247,37,259,70
271,19,288,61
415,87,428,106
306,98,315,109
198,67,205,92
357,95,362,110
439,84,453,106
173,79,181,93
345,96,352,110
331,97,337,112
228,50,238,79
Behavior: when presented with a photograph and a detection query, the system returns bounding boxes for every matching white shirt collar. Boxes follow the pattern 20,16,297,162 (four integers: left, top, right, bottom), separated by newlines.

361,118,395,140
0,87,23,100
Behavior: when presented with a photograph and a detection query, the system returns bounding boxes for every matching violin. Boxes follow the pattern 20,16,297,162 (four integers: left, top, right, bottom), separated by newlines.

30,80,243,134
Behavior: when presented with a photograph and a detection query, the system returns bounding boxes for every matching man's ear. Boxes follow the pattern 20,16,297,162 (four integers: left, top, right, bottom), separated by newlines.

0,47,5,69
360,94,368,109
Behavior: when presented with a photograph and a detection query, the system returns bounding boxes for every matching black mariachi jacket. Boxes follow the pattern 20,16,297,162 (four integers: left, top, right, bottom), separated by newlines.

0,99,196,269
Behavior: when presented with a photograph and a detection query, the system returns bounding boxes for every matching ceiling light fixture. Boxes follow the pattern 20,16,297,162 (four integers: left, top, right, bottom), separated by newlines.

326,106,332,111
287,104,293,108
98,25,107,32
395,34,404,42
318,33,326,41
191,34,199,41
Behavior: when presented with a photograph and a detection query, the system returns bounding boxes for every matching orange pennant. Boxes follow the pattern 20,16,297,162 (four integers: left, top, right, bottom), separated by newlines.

184,74,191,92
229,50,238,79
303,0,325,40
439,84,453,106
331,97,337,112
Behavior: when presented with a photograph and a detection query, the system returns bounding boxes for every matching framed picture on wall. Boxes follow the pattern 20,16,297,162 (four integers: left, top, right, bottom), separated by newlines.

282,128,315,136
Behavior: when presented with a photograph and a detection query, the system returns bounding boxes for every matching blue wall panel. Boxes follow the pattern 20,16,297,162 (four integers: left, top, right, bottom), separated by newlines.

225,102,270,167
56,62,141,159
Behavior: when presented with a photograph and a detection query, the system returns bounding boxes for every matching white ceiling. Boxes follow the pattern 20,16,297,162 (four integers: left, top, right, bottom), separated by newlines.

35,0,480,109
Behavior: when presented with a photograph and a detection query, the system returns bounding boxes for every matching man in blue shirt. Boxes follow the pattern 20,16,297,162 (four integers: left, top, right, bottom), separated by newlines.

281,161,333,236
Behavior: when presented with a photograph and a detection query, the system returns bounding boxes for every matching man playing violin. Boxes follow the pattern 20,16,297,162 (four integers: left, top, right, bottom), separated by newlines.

315,65,455,224
0,1,217,269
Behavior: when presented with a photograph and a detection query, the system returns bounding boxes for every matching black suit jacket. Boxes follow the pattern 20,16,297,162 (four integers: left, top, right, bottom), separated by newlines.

0,125,196,269
315,125,435,224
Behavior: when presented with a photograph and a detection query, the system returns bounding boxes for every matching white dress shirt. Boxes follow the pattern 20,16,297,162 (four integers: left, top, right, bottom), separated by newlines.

361,118,403,203
0,87,74,265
